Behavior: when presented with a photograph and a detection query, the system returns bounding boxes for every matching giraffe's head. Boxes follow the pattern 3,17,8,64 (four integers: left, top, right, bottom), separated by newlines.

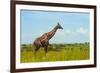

57,22,63,29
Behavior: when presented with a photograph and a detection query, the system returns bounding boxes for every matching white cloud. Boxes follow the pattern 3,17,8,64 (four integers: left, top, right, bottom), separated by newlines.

55,29,72,37
65,29,71,34
76,27,87,34
51,27,88,38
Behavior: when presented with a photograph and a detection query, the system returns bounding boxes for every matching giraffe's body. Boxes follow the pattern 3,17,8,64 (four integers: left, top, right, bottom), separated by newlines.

33,23,63,55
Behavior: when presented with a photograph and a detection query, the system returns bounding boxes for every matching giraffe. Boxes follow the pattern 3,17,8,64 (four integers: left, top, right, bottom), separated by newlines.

33,22,63,56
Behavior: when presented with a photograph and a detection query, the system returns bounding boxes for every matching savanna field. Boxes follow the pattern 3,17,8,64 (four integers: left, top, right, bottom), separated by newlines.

21,42,89,63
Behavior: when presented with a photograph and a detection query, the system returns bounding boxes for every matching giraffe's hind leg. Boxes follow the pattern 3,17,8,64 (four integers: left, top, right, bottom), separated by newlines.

34,46,40,57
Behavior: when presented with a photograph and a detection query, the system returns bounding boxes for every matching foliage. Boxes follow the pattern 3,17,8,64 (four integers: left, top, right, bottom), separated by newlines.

21,42,89,63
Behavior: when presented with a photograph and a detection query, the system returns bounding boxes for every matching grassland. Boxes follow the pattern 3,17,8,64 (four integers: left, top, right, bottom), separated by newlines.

21,42,89,63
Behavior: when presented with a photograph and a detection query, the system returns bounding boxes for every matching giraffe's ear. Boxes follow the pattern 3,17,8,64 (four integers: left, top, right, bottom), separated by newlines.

57,22,60,25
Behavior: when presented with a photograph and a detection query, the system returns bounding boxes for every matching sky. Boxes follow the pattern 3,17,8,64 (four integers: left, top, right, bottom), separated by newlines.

20,9,90,44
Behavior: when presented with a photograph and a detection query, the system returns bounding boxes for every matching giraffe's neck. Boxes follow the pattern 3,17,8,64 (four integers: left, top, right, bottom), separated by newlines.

47,26,58,40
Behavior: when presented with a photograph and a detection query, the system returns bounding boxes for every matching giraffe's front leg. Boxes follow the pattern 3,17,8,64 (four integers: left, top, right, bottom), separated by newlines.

44,41,49,56
44,45,48,53
44,45,48,57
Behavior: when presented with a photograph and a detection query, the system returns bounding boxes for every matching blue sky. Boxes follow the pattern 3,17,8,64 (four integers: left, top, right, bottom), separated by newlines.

20,10,90,44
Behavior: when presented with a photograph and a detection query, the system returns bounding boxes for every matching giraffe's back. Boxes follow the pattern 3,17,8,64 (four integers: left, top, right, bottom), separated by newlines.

33,33,49,47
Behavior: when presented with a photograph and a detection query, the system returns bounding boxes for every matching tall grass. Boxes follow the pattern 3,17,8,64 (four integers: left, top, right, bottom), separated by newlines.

21,43,89,63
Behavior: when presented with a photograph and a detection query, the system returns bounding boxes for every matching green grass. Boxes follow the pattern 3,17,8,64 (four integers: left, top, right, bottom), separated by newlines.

21,42,90,63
